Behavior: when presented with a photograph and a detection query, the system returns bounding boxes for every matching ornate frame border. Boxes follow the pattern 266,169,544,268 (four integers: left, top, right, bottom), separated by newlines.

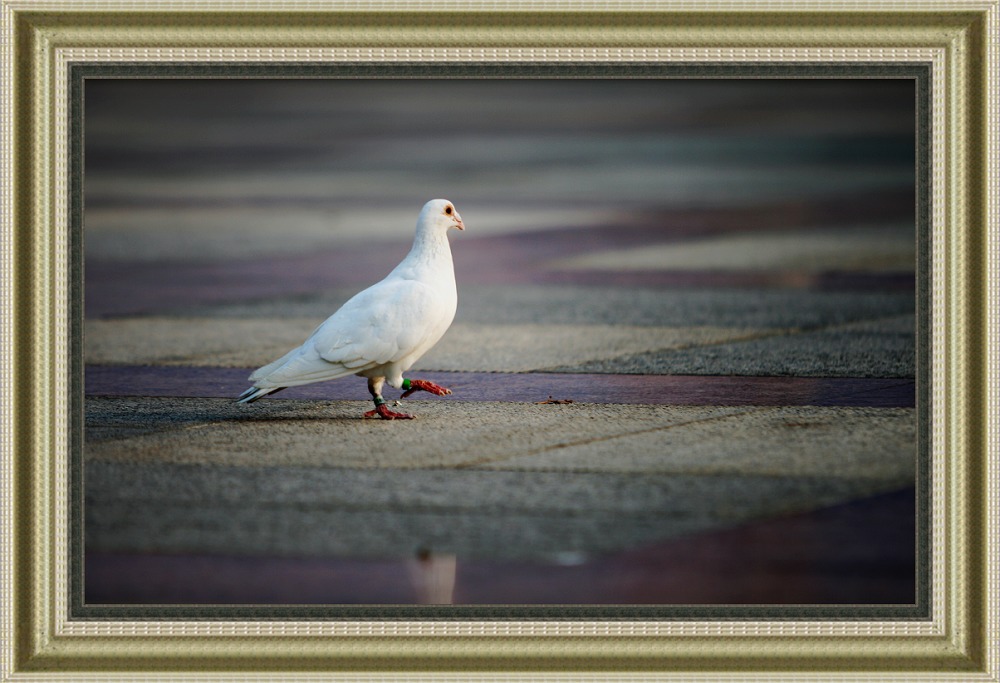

1,2,997,679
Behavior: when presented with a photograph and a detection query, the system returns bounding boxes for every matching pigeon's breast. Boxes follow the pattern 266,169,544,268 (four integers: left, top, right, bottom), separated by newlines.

418,277,457,344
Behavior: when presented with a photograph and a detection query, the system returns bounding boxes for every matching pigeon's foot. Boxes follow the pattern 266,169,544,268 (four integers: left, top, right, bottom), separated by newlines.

401,378,453,398
364,404,415,420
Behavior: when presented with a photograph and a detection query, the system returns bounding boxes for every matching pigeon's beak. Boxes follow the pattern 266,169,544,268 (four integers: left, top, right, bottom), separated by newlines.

454,214,465,231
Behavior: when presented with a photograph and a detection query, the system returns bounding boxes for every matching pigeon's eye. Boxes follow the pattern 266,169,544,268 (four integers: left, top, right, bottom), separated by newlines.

445,206,453,215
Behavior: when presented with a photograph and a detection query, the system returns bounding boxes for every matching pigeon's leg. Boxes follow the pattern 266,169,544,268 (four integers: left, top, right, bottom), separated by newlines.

400,378,453,399
363,376,415,420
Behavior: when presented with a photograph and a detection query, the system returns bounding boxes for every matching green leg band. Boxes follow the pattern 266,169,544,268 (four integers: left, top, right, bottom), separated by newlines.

373,397,387,407
401,379,412,391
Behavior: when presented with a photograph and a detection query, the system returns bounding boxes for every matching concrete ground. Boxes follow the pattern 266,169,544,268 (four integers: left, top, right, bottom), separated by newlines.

82,78,918,605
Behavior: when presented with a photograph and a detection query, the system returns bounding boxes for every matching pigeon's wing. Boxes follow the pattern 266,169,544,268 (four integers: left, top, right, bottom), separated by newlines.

312,278,441,367
246,339,363,389
249,278,441,389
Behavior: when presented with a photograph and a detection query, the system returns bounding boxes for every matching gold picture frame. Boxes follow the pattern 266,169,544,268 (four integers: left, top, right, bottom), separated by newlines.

1,1,997,679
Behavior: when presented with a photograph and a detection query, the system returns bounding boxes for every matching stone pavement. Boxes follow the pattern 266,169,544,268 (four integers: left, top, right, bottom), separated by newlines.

82,78,917,605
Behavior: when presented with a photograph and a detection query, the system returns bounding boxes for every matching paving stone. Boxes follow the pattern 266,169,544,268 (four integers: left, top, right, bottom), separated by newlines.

481,406,915,482
564,314,916,377
83,396,915,563
84,398,752,469
84,399,913,478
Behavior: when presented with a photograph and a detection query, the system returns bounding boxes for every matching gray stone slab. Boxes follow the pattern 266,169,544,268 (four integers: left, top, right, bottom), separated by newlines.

84,397,751,469
483,405,915,482
86,398,914,480
83,395,915,561
560,314,915,377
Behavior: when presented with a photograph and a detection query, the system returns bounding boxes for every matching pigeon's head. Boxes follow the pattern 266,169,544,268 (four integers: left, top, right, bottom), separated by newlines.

419,198,465,233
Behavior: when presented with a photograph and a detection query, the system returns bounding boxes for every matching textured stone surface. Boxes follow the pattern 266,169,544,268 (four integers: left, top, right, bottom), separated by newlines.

559,314,916,378
84,397,914,562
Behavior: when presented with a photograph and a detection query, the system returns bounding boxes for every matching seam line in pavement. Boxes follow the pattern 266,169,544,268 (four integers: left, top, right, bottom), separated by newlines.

453,408,766,470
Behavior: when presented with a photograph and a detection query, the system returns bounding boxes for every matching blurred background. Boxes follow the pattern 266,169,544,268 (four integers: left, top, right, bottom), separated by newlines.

83,78,917,607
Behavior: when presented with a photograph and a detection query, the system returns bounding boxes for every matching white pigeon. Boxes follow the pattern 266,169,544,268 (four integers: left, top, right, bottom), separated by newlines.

236,198,464,420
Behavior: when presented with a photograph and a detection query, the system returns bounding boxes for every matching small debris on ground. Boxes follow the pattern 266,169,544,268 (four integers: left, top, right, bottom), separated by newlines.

535,396,575,405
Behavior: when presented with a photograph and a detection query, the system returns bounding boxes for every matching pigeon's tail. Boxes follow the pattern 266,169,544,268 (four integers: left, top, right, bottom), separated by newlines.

235,385,281,404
